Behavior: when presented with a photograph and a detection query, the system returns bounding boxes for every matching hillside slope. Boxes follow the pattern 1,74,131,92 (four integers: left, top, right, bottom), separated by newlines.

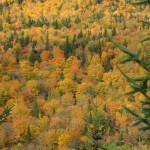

0,0,150,149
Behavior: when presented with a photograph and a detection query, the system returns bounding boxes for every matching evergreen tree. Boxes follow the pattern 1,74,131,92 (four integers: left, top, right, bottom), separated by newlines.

0,19,3,31
123,39,128,47
18,0,23,4
20,31,25,47
60,72,64,80
27,16,33,27
45,30,49,50
61,36,71,58
6,14,11,24
103,27,107,37
0,3,3,15
32,100,39,118
24,35,30,46
95,0,103,4
98,41,102,57
112,27,117,36
36,19,43,27
29,49,41,64
102,57,112,72
78,30,83,39
28,50,37,64
28,41,40,64
80,50,86,66
123,18,127,30
74,3,79,10
75,16,81,24
25,126,31,145
52,20,59,29
116,0,150,139
32,40,37,49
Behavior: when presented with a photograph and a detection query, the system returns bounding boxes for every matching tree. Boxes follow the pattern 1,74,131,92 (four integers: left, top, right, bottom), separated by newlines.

112,27,117,36
18,0,23,4
103,27,107,37
45,30,50,50
28,50,40,64
25,126,31,145
0,19,3,31
115,0,150,141
102,57,112,72
61,36,71,58
40,50,50,61
96,0,103,4
52,20,59,29
32,100,39,118
0,3,3,15
0,87,10,106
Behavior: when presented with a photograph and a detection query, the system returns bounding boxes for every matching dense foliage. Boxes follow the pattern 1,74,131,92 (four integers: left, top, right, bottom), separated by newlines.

0,0,149,149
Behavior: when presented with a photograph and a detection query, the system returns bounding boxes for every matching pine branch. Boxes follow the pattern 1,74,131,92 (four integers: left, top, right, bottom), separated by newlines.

124,106,150,127
132,120,142,127
139,126,150,131
141,36,150,43
132,0,150,5
125,90,137,95
117,65,150,99
115,43,150,72
0,106,13,125
120,57,132,64
114,43,136,57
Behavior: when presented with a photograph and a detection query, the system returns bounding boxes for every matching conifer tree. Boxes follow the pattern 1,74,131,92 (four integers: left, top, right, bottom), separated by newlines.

63,36,71,58
52,20,59,29
0,19,3,31
103,27,107,37
0,3,3,15
25,126,31,145
112,27,117,36
24,35,30,46
123,39,128,47
60,72,64,80
32,100,39,118
45,30,49,50
18,0,23,4
74,3,79,10
102,57,112,72
27,16,33,27
78,30,83,39
20,31,25,47
96,0,103,4
75,15,81,24
6,14,11,24
116,0,150,140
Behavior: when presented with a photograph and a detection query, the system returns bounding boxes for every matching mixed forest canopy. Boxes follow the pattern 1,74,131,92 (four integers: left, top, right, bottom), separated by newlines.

0,0,150,149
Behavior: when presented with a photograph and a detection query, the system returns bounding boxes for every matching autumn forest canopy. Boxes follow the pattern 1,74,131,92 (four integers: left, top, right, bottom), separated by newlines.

0,0,150,149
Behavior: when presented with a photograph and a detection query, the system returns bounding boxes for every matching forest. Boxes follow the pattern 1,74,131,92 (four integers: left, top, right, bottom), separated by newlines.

0,0,150,149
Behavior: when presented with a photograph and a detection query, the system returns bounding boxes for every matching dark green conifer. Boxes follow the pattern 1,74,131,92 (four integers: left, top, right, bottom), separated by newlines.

0,19,3,31
45,30,49,50
112,27,117,36
78,30,83,39
25,126,31,145
103,28,107,37
32,100,39,118
123,39,128,47
18,0,23,4
0,3,3,15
